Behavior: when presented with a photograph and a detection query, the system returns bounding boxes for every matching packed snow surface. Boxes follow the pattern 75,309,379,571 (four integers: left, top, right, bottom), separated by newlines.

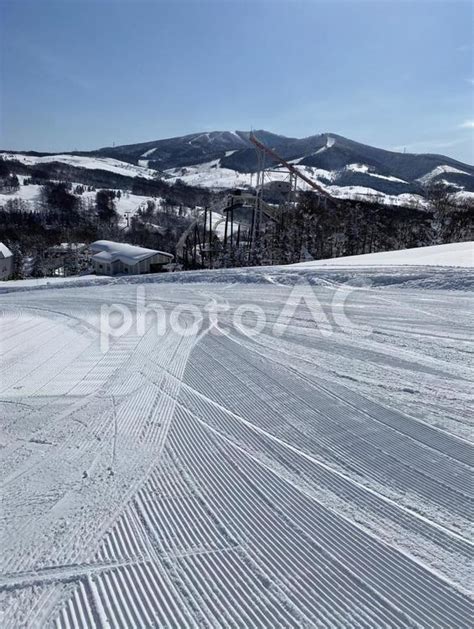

0,274,102,290
0,244,473,627
293,241,474,268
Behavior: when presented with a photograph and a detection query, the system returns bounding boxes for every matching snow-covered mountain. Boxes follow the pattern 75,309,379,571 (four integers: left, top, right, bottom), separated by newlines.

2,130,473,205
90,130,474,199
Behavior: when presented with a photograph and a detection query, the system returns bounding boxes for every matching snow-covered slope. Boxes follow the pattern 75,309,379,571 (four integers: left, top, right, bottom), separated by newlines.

2,243,472,295
163,156,472,206
0,175,164,223
0,257,472,627
418,165,472,184
293,241,474,268
164,162,431,207
0,274,102,290
3,129,473,205
0,152,158,179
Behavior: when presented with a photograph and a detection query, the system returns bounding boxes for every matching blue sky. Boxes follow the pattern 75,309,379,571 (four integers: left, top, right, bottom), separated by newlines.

1,0,473,162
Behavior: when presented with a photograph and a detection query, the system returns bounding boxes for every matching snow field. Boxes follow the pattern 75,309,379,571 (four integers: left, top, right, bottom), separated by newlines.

2,151,473,209
0,258,472,627
0,153,158,180
292,241,473,268
0,181,163,224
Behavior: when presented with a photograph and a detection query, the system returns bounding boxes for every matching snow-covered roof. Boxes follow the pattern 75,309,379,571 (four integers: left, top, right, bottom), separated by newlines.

0,242,13,259
92,251,115,263
90,240,173,265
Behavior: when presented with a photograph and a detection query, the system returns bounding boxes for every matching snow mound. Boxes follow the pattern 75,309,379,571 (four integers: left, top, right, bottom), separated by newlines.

0,274,102,290
292,242,473,269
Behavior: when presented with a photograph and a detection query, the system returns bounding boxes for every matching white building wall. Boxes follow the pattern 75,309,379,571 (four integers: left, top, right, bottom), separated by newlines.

0,255,13,280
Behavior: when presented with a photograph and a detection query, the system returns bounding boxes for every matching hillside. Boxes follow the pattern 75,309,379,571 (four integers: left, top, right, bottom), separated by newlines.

2,130,474,206
97,130,474,201
293,240,474,268
1,132,472,281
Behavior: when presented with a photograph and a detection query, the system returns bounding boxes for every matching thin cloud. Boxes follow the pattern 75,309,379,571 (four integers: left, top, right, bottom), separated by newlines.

459,120,474,129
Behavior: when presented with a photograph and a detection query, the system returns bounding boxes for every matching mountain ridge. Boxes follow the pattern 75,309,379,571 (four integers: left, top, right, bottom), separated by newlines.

4,129,472,171
2,130,473,202
92,129,473,169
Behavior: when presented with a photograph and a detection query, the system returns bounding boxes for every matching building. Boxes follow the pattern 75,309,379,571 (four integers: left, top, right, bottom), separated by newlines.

90,240,173,276
0,242,13,280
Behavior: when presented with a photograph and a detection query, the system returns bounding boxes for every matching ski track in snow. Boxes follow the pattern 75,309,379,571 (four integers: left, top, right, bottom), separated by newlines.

0,267,473,628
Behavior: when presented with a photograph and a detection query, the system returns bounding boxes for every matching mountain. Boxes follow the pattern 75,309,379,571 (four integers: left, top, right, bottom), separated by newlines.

2,130,473,205
1,132,472,281
93,131,251,168
89,130,474,201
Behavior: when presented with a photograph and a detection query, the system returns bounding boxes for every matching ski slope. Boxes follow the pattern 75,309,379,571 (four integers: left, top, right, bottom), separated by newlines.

0,153,158,179
3,151,472,208
293,241,474,268
164,161,431,208
0,248,473,627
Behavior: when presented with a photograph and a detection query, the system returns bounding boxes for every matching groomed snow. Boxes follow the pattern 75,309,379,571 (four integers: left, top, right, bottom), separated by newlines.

0,274,102,290
292,241,474,268
2,242,472,295
0,246,472,627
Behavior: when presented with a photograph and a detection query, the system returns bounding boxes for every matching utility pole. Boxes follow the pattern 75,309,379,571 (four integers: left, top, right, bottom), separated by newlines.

208,208,213,269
